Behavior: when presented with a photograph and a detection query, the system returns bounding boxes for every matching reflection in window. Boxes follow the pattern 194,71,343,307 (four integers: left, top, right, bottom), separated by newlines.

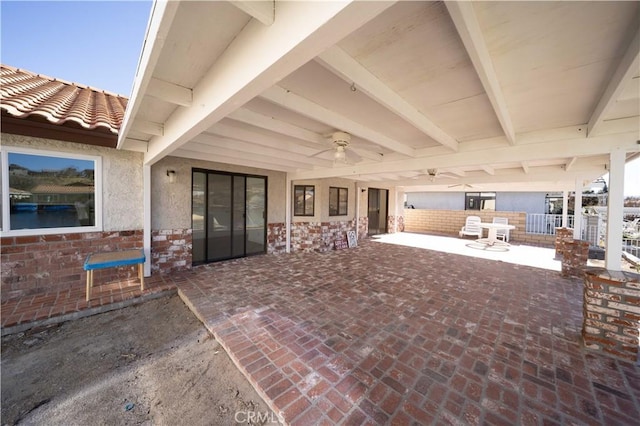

465,192,496,211
5,151,98,231
329,187,348,216
294,185,314,216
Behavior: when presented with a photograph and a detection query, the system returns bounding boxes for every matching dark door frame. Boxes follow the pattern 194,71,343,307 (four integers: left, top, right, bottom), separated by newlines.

367,187,388,235
191,168,267,265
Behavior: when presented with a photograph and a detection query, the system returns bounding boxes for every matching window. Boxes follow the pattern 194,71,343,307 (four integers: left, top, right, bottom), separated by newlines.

294,185,314,216
329,187,348,216
465,192,496,211
1,148,102,235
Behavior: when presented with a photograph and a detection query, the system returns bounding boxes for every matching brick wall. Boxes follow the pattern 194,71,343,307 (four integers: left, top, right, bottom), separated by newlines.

268,220,369,254
151,228,192,274
582,269,640,362
358,217,368,239
267,223,287,254
387,215,404,233
1,230,143,301
403,209,554,246
290,220,356,252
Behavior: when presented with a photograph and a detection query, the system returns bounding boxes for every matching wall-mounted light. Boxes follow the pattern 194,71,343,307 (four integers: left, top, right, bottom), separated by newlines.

167,169,177,183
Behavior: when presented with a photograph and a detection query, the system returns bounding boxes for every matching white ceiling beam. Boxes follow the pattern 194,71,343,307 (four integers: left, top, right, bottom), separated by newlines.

122,138,148,153
316,46,458,151
117,0,180,149
227,108,326,145
480,165,495,175
142,1,395,165
261,86,416,157
445,1,516,145
146,77,193,107
225,109,384,162
565,157,578,172
228,0,274,26
290,132,639,180
173,148,294,173
210,121,321,152
521,162,529,174
192,133,333,167
588,27,640,137
180,141,313,170
132,120,164,137
446,168,467,177
393,163,606,188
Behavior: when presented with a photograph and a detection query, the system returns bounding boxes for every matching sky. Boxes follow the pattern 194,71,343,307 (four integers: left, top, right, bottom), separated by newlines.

1,0,152,96
0,1,638,196
10,152,93,172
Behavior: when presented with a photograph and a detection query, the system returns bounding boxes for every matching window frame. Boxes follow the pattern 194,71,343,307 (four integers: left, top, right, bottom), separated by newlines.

329,186,348,216
1,146,103,236
465,192,496,211
293,185,315,217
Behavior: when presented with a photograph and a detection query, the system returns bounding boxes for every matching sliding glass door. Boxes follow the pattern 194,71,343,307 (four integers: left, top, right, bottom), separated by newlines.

192,170,266,264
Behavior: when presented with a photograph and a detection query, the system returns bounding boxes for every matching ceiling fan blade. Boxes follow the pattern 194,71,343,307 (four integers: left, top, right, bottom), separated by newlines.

345,147,362,163
310,148,333,158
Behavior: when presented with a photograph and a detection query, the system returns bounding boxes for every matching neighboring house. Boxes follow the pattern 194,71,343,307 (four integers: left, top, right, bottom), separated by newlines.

1,64,401,300
406,192,549,215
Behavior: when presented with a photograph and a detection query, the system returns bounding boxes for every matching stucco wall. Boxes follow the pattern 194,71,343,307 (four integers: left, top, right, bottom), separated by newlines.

406,191,547,214
406,192,465,210
2,134,143,231
291,178,359,223
496,192,547,214
151,156,286,230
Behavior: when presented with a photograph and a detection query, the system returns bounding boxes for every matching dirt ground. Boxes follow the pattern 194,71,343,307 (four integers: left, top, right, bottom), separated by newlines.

1,295,280,425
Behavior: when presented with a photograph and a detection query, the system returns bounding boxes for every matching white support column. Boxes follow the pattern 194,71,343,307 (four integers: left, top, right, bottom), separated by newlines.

573,180,583,240
394,188,399,233
355,183,360,240
605,148,625,271
285,174,291,253
143,164,152,277
562,190,569,228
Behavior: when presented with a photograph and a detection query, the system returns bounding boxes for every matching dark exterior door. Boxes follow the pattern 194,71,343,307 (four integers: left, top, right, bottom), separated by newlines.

368,188,388,235
192,170,266,264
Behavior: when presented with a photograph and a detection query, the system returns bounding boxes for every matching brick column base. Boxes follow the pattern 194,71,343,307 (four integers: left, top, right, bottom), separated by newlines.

555,227,574,260
583,268,640,362
561,239,589,279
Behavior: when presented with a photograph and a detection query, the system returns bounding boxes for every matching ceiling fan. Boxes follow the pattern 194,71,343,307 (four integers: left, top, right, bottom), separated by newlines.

413,168,457,182
311,131,362,165
448,183,477,189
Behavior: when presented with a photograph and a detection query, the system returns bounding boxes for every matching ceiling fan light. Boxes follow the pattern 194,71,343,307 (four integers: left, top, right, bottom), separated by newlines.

334,146,346,162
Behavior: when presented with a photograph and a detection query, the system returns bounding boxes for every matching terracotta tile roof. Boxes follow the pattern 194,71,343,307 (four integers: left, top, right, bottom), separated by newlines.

0,64,128,135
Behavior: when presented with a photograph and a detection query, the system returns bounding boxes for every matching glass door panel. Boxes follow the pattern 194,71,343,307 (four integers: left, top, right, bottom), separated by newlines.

246,177,266,255
207,173,232,261
232,175,246,258
192,172,207,264
368,188,380,235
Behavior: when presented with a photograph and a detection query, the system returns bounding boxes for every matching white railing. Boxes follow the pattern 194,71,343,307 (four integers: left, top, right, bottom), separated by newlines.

623,237,640,258
525,212,640,258
525,214,574,235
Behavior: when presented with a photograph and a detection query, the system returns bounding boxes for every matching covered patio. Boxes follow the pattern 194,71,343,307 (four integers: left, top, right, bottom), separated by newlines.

177,237,639,425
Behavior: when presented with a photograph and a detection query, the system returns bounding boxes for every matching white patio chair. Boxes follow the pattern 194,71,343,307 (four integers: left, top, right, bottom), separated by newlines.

459,216,482,239
493,217,510,242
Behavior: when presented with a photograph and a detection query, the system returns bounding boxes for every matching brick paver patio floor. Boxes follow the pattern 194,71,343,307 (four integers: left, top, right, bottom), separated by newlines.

177,238,640,425
1,273,177,332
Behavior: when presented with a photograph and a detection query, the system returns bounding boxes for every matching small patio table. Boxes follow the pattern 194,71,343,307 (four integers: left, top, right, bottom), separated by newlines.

477,222,516,247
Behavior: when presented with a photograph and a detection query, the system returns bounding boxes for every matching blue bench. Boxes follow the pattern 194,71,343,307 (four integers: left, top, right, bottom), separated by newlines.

83,249,146,301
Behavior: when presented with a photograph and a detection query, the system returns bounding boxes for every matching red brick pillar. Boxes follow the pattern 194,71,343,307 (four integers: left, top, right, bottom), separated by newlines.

561,239,589,279
583,269,640,362
555,227,573,260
